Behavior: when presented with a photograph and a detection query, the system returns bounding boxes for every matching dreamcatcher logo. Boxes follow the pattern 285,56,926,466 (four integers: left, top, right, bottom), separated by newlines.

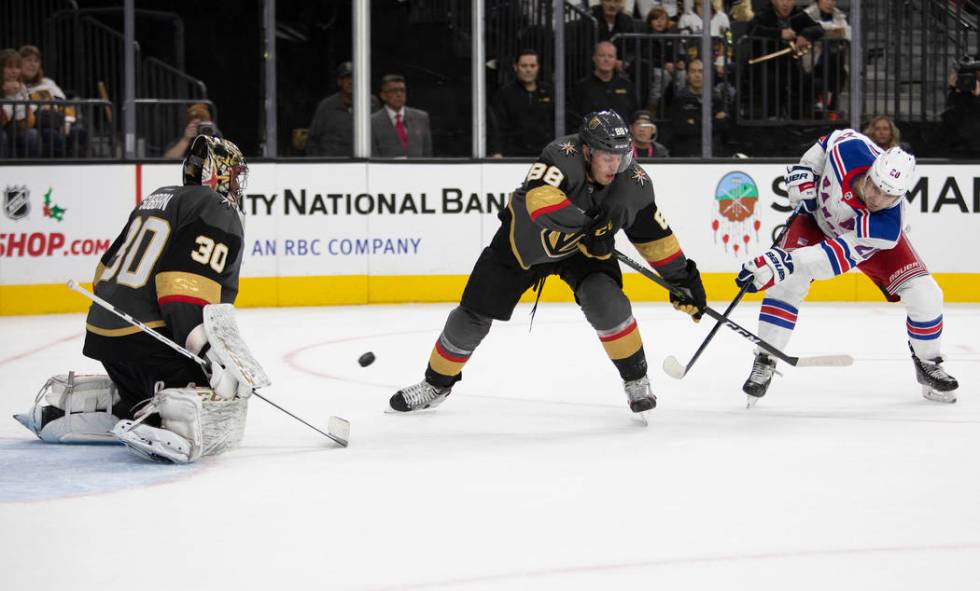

711,171,761,257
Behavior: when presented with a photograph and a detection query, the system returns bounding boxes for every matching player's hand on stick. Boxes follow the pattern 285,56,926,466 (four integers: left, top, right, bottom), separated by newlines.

204,347,247,400
785,165,818,213
668,259,707,322
577,216,616,260
736,247,794,293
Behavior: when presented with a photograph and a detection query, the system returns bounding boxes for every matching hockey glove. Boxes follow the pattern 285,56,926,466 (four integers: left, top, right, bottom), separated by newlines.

577,217,616,260
736,247,795,293
667,259,707,322
785,165,818,213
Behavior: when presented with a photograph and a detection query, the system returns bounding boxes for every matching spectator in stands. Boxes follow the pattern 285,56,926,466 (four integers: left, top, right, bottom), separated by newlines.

677,0,734,102
371,74,432,158
1,48,39,158
940,65,980,157
19,45,86,157
489,50,554,158
863,115,911,152
571,41,637,126
643,6,685,116
307,61,381,157
678,0,732,38
804,0,850,117
590,0,637,43
748,0,824,119
630,109,669,157
163,103,221,159
667,57,729,156
730,0,754,23
636,0,682,21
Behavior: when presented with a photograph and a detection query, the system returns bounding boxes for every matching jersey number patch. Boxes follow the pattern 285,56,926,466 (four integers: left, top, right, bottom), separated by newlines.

191,236,229,273
100,216,171,288
526,163,564,187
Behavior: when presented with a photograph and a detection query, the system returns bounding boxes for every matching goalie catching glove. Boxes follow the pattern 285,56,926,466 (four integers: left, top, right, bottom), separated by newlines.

736,247,795,293
666,259,707,322
785,165,818,213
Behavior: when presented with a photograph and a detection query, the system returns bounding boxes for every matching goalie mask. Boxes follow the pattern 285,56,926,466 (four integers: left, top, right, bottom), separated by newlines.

183,135,249,212
578,110,634,174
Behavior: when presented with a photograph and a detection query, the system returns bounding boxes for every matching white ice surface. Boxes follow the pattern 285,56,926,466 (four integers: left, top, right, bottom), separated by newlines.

1,302,978,590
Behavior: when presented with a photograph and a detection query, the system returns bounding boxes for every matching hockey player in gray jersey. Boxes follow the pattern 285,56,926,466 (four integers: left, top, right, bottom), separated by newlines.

15,135,255,463
390,110,707,415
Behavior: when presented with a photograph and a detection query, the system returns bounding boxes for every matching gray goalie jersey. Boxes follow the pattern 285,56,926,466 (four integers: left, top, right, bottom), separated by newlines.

83,185,244,362
502,134,689,279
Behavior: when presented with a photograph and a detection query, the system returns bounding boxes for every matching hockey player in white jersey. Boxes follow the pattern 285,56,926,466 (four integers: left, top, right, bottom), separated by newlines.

735,129,958,403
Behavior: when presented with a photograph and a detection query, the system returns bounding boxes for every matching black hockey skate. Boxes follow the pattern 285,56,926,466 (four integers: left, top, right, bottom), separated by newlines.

623,375,657,413
910,343,958,403
389,380,452,412
742,353,777,407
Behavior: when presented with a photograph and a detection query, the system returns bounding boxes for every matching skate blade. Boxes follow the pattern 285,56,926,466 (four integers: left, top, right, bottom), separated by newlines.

327,416,350,447
629,408,651,426
746,395,760,409
921,386,957,404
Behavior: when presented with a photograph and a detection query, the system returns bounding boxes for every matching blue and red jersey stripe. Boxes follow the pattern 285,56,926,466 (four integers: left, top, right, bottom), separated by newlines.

820,237,858,275
907,315,942,341
759,298,798,330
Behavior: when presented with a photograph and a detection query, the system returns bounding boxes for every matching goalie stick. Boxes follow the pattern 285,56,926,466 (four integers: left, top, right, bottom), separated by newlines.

66,280,350,447
662,208,802,380
612,251,853,370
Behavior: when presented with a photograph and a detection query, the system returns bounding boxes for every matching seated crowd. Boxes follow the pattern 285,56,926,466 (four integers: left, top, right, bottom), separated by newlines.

3,1,975,159
1,45,87,158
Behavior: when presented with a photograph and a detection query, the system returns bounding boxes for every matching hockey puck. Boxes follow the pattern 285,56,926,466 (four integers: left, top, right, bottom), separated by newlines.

358,352,376,367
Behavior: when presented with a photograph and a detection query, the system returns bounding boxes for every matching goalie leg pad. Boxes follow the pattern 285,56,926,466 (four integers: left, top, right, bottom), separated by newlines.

14,373,121,443
113,387,249,463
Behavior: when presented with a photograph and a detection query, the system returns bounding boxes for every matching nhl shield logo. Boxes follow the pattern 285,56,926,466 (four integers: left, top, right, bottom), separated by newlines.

3,186,30,221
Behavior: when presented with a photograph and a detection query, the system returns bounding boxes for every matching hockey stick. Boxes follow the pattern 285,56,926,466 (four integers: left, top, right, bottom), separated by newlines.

613,251,852,369
662,208,802,379
66,280,350,447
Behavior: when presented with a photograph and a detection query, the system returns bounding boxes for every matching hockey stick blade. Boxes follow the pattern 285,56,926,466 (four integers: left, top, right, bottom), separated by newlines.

327,416,351,447
662,355,687,380
793,354,854,368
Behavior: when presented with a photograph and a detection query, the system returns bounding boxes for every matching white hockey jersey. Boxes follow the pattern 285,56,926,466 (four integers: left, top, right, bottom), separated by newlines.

791,129,904,279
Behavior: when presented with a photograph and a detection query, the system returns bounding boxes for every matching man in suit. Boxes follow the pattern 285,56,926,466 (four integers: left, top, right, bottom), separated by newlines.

371,74,432,158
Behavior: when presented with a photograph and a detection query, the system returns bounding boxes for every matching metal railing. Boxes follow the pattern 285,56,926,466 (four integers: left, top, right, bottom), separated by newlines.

44,11,141,104
484,0,596,91
0,98,115,159
736,36,850,125
0,0,76,50
140,58,208,100
612,32,732,119
862,0,979,122
134,98,218,158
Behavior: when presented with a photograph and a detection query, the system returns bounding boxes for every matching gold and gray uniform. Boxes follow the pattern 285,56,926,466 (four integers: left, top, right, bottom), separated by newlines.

83,184,244,418
423,135,693,389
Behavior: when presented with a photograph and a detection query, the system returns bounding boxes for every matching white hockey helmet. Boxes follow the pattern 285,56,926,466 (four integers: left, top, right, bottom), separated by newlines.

867,146,916,197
